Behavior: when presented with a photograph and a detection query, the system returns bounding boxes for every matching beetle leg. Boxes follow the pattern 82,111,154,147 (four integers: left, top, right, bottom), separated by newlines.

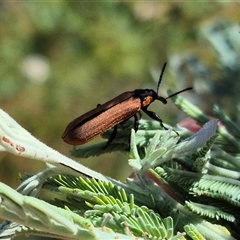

142,108,179,136
103,125,118,149
133,114,139,131
142,108,168,130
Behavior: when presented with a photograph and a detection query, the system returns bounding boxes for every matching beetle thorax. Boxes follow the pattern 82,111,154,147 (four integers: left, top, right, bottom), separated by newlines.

134,89,158,107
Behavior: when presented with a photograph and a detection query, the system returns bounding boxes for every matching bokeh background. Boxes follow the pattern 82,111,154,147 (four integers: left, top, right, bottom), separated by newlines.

0,3,240,238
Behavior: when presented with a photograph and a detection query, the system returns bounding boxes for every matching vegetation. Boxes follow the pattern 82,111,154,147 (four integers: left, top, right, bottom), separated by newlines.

0,2,240,240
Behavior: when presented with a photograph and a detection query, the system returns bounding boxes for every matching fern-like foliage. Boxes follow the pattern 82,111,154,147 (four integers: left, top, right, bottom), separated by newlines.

0,98,239,240
45,175,185,239
185,201,236,222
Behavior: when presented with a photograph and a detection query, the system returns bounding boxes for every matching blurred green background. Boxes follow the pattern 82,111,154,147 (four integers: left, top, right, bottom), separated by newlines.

0,2,239,194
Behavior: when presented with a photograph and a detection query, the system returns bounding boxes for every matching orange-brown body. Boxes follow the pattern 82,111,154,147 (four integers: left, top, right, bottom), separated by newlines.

63,97,141,145
62,89,164,145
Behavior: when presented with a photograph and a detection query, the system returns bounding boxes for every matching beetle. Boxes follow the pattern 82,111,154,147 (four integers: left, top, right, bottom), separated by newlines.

62,63,192,145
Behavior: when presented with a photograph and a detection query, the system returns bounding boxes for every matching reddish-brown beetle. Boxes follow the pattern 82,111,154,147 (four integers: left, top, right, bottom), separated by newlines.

62,63,192,145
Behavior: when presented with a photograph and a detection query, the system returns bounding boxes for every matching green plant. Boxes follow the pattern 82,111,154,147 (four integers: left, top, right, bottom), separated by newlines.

0,95,239,239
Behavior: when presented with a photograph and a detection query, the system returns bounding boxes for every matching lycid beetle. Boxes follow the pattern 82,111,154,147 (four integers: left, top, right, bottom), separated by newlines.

62,63,192,145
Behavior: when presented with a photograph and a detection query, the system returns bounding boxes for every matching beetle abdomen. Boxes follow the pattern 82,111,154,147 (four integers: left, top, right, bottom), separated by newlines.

62,97,141,145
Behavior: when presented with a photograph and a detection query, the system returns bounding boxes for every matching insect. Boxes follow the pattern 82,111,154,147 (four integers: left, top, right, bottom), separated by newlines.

62,63,192,146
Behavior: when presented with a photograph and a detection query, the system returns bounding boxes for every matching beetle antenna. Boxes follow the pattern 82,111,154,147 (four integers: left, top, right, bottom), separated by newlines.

165,87,192,99
157,62,167,94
